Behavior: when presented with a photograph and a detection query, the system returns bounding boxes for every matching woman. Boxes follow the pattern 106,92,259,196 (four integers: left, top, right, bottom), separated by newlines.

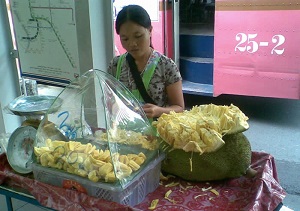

108,5,184,118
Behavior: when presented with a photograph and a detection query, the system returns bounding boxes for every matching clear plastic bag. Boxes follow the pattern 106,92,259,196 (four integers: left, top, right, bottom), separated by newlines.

0,133,10,155
34,69,159,188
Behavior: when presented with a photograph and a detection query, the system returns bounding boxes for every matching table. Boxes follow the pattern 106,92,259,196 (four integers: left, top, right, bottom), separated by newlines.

0,185,45,210
0,152,286,211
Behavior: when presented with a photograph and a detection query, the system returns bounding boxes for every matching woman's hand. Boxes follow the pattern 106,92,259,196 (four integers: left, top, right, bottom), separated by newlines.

142,103,184,119
142,81,185,118
142,103,160,118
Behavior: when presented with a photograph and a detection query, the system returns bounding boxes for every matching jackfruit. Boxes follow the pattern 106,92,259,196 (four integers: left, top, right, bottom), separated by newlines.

160,133,252,181
153,103,249,153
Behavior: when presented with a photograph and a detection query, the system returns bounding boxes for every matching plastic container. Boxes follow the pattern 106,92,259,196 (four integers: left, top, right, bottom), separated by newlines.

32,153,164,207
33,69,160,189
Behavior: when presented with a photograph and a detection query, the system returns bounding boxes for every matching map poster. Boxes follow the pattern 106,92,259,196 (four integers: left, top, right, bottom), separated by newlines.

10,0,93,86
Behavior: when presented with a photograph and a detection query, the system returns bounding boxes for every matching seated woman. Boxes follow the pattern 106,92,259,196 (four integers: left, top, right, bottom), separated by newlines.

108,5,184,119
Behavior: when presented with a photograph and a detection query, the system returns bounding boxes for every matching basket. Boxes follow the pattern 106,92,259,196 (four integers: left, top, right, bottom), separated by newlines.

32,153,165,207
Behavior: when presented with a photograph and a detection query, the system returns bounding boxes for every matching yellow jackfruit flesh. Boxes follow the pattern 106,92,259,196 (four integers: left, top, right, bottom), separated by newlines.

153,104,249,153
33,139,147,183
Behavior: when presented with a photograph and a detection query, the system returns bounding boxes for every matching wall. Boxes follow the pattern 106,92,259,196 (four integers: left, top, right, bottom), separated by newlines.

0,1,115,133
89,0,114,71
0,0,22,134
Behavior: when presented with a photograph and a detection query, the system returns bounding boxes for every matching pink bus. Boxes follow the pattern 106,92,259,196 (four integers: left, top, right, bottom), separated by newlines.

115,0,300,100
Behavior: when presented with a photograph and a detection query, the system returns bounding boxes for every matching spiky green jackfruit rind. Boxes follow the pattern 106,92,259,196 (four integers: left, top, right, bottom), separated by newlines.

160,133,251,182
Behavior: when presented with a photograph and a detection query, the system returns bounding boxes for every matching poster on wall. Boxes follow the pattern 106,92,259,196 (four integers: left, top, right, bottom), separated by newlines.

9,0,92,86
112,0,163,56
214,0,300,99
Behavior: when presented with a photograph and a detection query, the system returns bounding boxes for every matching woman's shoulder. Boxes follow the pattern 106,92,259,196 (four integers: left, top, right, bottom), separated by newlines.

153,51,181,81
112,55,122,63
109,55,124,68
108,55,122,75
156,53,178,71
155,51,177,66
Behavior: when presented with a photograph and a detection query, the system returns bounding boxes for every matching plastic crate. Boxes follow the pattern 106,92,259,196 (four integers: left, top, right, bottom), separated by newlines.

32,153,165,207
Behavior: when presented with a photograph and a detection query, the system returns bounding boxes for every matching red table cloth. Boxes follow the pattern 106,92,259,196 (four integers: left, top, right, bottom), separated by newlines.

0,151,286,211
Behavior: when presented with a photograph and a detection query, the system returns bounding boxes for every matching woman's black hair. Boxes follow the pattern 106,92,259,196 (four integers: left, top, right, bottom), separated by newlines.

115,5,153,47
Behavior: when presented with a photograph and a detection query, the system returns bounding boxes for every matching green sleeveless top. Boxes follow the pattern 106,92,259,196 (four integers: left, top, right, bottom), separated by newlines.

116,52,161,104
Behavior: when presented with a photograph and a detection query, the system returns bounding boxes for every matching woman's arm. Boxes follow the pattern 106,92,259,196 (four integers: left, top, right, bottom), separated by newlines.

142,80,185,118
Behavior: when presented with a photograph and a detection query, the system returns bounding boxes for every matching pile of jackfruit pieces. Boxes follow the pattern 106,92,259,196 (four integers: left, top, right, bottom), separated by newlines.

153,103,249,154
96,128,158,150
34,139,146,183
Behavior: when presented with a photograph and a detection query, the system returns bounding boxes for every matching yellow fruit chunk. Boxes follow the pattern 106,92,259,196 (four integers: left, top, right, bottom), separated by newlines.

210,188,220,196
148,199,159,210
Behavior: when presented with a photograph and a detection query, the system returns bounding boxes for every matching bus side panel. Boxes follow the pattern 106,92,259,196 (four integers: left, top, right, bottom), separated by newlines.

214,2,300,99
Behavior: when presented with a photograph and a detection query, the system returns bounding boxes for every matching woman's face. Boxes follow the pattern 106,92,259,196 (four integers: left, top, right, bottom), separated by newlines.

119,21,151,59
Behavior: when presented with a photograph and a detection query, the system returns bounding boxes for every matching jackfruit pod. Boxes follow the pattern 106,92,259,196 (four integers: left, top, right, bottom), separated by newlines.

119,155,129,165
88,170,99,182
133,156,145,166
50,140,68,150
91,149,100,158
50,162,63,169
68,141,82,151
90,156,106,167
127,154,138,160
34,146,51,156
66,165,76,174
138,152,146,160
182,141,203,153
105,171,116,182
118,162,133,177
100,150,111,162
198,128,225,152
128,160,140,171
83,157,94,172
84,143,96,154
73,144,87,153
98,163,113,177
42,153,54,165
76,168,88,177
